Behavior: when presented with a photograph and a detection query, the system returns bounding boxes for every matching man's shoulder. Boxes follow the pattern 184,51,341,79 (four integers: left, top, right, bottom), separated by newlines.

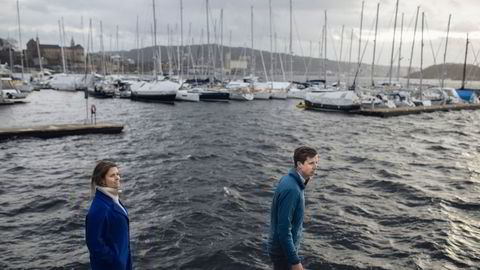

277,175,301,193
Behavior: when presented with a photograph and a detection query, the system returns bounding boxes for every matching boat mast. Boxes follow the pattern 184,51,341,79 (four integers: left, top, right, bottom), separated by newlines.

81,16,87,76
461,34,469,89
88,18,94,73
269,0,273,82
220,8,224,83
180,0,184,80
8,32,14,72
441,14,452,88
152,0,160,79
324,10,327,89
396,12,404,82
116,25,119,74
229,29,232,81
388,0,399,85
337,24,344,87
100,20,106,76
250,6,255,79
16,0,24,80
371,2,379,87
289,0,293,82
420,12,424,94
35,35,43,74
347,28,354,87
406,6,420,89
167,24,172,75
276,32,286,81
58,20,66,74
61,18,67,73
175,23,180,77
358,1,364,65
319,27,324,83
200,28,204,78
206,0,212,85
136,16,140,75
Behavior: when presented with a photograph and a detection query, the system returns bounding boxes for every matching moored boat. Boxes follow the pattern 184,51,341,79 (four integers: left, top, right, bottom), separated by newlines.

304,90,361,112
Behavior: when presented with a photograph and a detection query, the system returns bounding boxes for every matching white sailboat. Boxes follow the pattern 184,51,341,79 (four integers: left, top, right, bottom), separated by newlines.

131,0,179,103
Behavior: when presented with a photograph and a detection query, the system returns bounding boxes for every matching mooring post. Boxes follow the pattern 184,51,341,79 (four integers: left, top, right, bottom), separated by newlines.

90,104,97,125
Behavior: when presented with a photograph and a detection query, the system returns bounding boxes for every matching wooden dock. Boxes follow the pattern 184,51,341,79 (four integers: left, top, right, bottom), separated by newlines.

354,103,480,117
0,123,124,140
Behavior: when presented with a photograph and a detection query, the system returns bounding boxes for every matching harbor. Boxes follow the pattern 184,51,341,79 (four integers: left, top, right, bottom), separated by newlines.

2,89,480,269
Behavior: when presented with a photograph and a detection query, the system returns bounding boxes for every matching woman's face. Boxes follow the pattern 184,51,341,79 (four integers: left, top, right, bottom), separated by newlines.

103,167,120,189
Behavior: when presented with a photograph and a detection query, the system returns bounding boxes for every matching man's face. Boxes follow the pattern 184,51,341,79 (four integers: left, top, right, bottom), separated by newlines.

298,155,318,180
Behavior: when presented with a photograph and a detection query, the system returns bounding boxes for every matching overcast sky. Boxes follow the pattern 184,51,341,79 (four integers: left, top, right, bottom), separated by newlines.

1,0,480,67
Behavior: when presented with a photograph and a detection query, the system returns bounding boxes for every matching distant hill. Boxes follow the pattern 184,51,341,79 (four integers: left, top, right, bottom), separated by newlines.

108,44,407,79
408,63,480,81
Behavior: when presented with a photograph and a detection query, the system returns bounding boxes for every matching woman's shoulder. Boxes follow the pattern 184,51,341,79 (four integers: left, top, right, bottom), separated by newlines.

88,195,112,214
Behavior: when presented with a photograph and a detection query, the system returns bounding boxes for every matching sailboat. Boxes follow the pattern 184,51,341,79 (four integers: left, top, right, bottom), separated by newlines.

131,0,179,103
304,10,361,112
456,35,479,103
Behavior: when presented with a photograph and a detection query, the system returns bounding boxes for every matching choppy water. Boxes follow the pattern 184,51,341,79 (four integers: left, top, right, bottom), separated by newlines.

1,90,479,270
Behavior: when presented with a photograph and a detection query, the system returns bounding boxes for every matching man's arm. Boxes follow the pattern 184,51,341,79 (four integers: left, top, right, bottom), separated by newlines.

276,189,301,265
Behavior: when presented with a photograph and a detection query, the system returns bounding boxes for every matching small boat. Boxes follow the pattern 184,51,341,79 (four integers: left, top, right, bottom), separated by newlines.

456,88,478,103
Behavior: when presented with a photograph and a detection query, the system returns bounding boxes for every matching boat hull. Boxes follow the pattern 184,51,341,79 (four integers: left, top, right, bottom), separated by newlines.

304,100,361,112
199,92,230,102
253,92,271,100
229,93,254,101
131,92,176,104
176,90,200,102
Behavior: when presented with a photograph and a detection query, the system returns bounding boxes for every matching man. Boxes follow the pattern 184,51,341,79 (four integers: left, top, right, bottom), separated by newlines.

267,146,318,270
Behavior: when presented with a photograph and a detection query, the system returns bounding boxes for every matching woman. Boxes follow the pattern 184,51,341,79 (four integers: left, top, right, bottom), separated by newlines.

86,160,132,270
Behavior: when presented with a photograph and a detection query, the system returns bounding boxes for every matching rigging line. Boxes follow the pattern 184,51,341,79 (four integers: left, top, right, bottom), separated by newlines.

260,49,269,82
347,14,377,79
424,15,442,87
303,41,317,80
304,14,325,80
375,8,395,67
293,13,309,80
390,9,416,69
351,22,375,87
466,42,480,82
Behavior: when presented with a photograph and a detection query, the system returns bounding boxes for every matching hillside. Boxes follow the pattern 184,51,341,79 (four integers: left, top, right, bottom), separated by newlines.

408,63,480,81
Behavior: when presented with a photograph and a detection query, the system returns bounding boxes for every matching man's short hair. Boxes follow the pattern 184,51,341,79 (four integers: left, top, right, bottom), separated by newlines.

293,146,317,168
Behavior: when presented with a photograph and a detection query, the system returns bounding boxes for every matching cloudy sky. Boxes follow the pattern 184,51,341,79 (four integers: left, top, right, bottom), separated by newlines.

1,0,480,67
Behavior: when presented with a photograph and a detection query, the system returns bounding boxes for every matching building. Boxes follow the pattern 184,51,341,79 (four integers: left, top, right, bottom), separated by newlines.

26,38,84,72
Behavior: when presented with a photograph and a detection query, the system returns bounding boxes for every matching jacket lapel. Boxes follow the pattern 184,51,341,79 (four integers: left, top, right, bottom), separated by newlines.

112,202,129,220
